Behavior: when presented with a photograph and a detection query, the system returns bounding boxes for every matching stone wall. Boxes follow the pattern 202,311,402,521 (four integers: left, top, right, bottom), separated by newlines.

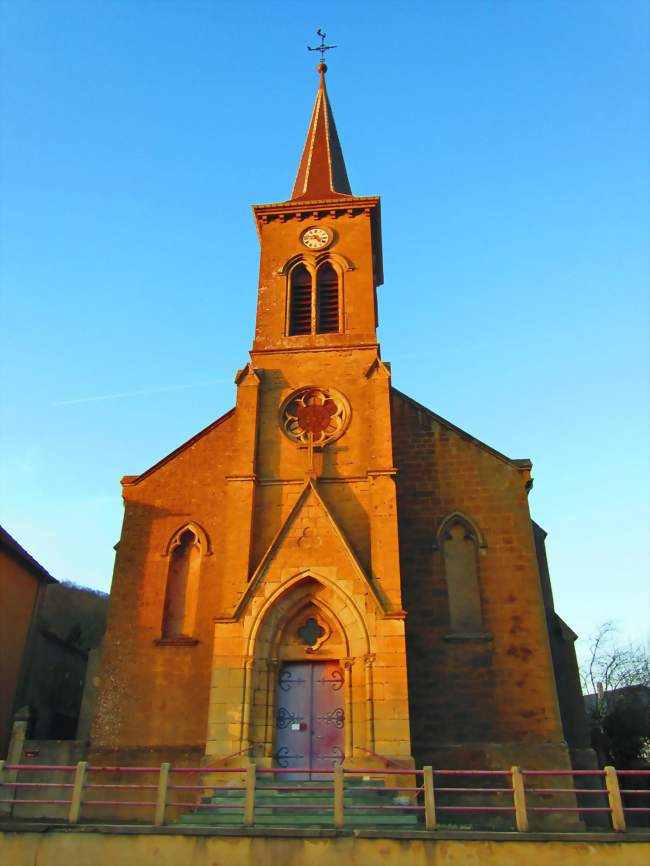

391,389,569,768
89,410,238,758
2,828,648,866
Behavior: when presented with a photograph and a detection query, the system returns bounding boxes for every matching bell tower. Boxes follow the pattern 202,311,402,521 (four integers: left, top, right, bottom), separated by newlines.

90,57,414,777
207,62,414,772
252,62,383,354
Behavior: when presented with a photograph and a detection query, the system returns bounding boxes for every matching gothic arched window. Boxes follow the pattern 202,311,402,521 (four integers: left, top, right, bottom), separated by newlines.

287,260,341,336
162,528,202,639
316,262,339,333
438,514,484,634
288,264,313,335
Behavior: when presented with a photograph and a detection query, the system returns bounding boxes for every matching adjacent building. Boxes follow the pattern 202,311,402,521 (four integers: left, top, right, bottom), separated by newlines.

0,526,107,755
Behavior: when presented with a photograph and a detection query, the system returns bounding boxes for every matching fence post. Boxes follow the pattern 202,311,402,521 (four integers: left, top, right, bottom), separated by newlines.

154,762,171,827
243,763,256,827
511,766,528,832
423,766,436,831
0,757,17,817
0,760,6,817
68,761,87,824
604,766,626,832
2,708,30,817
334,765,344,829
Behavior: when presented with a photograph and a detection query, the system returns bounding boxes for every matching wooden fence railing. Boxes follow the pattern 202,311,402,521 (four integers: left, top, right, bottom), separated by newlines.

1,760,648,832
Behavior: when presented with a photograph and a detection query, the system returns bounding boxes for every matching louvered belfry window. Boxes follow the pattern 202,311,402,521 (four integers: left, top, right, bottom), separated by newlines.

316,263,339,333
289,264,313,335
288,262,340,336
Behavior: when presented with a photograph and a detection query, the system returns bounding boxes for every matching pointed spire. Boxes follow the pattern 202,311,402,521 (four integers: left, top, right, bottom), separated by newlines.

291,63,353,201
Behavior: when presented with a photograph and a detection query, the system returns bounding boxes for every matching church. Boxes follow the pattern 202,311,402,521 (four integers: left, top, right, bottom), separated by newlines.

89,62,591,779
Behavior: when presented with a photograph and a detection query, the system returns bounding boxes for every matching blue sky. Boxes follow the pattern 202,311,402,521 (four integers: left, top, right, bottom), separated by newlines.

1,1,648,660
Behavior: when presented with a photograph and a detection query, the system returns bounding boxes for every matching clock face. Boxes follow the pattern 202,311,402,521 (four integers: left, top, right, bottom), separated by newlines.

301,226,331,250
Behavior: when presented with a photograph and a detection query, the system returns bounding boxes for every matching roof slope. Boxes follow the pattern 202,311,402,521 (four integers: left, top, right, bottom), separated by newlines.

391,387,531,470
122,407,235,485
0,525,57,584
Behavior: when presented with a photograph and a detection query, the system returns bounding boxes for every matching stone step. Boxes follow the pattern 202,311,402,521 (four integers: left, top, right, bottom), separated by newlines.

180,798,421,826
201,791,406,806
178,812,420,827
200,781,387,797
256,779,387,786
195,801,414,814
198,800,415,813
201,778,387,786
177,777,419,829
201,792,401,804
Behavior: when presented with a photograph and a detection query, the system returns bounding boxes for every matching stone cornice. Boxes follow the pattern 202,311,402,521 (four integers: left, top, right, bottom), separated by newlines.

250,343,379,357
252,195,380,221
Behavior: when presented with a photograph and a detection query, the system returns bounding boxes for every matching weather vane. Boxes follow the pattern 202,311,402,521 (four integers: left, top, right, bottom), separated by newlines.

308,29,337,64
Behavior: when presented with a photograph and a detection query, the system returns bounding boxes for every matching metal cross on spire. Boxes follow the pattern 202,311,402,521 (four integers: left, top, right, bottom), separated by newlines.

308,29,337,64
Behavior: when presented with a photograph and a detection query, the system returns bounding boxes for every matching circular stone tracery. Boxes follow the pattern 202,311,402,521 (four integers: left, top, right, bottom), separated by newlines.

280,387,350,446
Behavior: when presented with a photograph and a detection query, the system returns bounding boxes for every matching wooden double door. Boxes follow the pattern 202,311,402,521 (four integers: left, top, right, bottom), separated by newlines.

274,661,345,778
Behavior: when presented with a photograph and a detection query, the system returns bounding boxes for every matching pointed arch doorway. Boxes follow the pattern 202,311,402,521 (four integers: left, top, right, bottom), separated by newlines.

274,660,345,778
237,572,375,777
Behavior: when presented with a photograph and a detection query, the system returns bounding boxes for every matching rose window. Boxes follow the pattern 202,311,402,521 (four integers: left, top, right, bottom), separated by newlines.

280,387,350,446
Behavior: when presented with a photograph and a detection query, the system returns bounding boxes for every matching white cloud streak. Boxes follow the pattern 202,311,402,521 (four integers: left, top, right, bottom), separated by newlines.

53,379,231,406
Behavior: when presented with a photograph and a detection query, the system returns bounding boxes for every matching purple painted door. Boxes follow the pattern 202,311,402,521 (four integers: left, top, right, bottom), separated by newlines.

275,662,345,778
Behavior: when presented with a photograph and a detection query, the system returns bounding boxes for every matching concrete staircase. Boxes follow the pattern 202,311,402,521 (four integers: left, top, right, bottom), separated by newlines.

177,778,421,829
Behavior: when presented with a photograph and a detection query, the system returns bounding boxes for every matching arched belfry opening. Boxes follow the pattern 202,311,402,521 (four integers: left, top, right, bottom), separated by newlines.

316,261,340,333
287,260,341,336
239,573,375,775
288,264,312,335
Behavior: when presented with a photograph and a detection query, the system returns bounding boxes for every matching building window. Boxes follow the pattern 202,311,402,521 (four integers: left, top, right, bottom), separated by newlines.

288,261,341,336
162,528,202,639
439,514,484,634
316,262,339,333
289,264,313,335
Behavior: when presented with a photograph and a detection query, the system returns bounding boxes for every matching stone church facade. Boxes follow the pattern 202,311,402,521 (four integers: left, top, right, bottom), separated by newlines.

90,64,590,776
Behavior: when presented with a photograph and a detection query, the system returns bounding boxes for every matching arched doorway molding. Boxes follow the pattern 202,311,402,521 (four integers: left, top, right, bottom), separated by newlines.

270,593,350,658
244,569,371,658
241,570,374,761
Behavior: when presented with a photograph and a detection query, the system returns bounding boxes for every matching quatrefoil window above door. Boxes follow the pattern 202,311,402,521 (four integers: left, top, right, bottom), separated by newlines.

297,615,331,653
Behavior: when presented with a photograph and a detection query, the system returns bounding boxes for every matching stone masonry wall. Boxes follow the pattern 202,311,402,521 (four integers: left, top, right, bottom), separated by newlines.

90,411,237,757
390,389,568,769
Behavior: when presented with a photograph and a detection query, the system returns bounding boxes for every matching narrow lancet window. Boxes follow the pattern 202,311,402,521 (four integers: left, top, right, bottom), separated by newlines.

289,265,313,335
440,517,484,634
316,263,339,333
162,529,202,639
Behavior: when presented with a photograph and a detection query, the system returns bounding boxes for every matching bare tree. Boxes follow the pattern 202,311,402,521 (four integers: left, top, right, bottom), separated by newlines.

580,621,650,768
581,621,649,697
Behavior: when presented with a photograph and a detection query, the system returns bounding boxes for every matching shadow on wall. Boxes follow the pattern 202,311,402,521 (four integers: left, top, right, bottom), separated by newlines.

15,583,108,743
